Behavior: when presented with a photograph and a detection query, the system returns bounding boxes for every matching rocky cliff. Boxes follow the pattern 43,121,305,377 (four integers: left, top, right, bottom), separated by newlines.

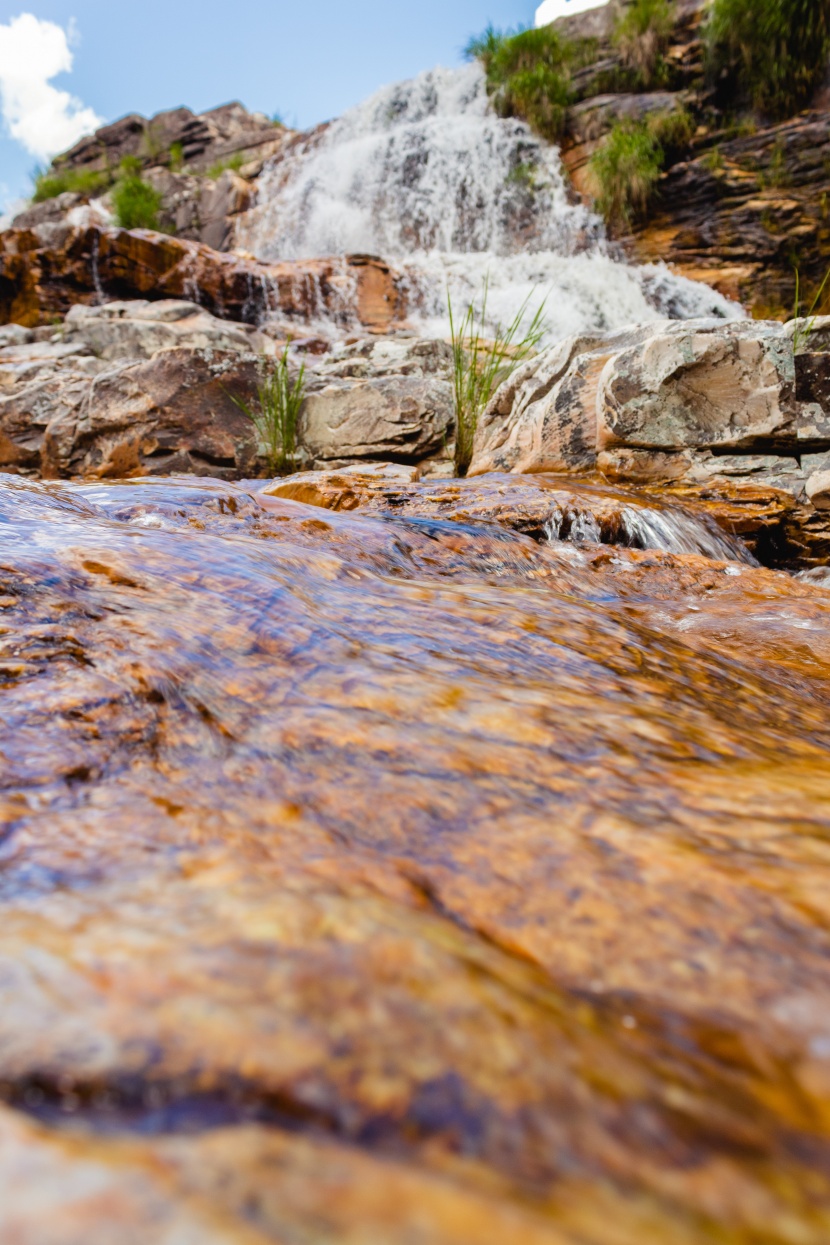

552,0,830,315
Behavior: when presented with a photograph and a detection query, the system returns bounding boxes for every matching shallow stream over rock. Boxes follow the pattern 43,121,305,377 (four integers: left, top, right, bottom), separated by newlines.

1,468,830,1243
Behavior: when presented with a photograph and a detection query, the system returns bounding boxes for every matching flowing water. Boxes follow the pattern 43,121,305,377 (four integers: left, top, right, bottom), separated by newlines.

1,467,830,1243
235,64,739,340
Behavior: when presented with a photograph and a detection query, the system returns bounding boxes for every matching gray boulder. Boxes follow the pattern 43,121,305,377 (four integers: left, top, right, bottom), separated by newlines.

301,376,454,464
471,318,830,496
62,299,262,361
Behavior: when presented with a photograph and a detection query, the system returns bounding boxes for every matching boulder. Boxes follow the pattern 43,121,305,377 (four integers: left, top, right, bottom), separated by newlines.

62,299,262,361
301,376,453,464
0,348,260,479
472,319,828,480
471,317,830,566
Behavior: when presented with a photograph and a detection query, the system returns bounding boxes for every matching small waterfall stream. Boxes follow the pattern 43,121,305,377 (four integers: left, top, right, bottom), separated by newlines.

235,63,740,341
546,501,758,564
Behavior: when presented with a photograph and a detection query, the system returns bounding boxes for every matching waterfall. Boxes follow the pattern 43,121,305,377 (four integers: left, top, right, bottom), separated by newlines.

234,63,740,342
546,501,758,564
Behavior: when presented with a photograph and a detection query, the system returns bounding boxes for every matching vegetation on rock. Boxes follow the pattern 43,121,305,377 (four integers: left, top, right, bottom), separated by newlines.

229,346,306,475
111,159,164,231
32,166,111,203
707,0,830,118
448,281,546,477
466,25,599,142
590,119,665,229
206,152,247,180
613,0,673,88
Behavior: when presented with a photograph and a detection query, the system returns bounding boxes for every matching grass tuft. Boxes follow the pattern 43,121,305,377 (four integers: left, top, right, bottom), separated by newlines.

466,24,573,142
111,160,164,231
449,281,547,477
32,166,111,203
590,120,664,229
707,0,830,119
613,0,673,88
228,347,306,476
206,152,247,180
792,267,830,354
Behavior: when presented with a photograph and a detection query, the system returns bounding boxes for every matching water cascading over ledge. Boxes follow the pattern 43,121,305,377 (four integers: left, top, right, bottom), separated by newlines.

234,63,740,341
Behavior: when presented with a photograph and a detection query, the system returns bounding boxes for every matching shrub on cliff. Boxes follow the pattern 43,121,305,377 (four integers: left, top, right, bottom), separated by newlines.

707,0,830,118
591,120,664,229
32,166,111,203
111,159,164,231
613,0,673,88
466,25,576,141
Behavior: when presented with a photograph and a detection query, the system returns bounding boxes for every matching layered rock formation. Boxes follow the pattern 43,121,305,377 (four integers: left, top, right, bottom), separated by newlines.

551,0,830,314
0,227,406,333
12,102,288,249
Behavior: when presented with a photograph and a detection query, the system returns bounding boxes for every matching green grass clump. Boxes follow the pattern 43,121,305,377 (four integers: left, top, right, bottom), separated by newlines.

792,267,830,353
228,347,306,475
168,142,185,173
449,280,547,477
32,166,111,203
206,151,247,180
649,106,695,159
590,120,664,229
707,0,830,119
614,0,673,87
466,25,573,142
111,159,163,231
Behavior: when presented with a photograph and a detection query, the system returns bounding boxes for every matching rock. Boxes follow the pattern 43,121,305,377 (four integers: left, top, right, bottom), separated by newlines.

277,336,456,469
62,299,262,361
50,102,285,181
598,319,799,452
0,348,260,479
471,318,830,566
11,104,289,255
805,452,830,510
0,226,407,334
301,376,454,465
472,319,817,477
1,470,830,1241
0,324,33,349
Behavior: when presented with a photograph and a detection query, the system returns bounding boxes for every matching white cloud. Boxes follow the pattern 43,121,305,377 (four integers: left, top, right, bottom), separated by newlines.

0,14,103,161
536,0,607,27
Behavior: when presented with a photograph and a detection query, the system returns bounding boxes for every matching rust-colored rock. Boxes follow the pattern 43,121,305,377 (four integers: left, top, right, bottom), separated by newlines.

0,467,830,1241
0,226,407,332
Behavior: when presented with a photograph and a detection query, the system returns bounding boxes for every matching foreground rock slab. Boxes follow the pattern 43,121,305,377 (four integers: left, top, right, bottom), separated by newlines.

0,468,829,1242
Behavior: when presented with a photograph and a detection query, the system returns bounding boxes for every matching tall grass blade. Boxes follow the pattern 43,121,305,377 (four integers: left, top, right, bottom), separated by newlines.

449,280,547,477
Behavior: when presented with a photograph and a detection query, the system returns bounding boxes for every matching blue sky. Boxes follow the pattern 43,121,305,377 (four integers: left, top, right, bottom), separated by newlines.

0,1,539,209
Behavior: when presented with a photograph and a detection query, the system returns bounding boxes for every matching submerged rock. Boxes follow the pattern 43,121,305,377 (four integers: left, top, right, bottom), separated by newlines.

0,467,829,1242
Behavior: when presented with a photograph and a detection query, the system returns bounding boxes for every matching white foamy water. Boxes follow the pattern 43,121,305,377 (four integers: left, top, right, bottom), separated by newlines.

547,501,758,564
235,63,740,341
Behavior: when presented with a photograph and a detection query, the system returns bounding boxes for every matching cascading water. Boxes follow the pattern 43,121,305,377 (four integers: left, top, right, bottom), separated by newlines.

234,63,740,341
546,500,758,564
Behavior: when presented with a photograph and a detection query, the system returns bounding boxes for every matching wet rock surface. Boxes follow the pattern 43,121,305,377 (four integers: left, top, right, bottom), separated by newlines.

472,317,830,567
0,226,407,332
0,466,829,1242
